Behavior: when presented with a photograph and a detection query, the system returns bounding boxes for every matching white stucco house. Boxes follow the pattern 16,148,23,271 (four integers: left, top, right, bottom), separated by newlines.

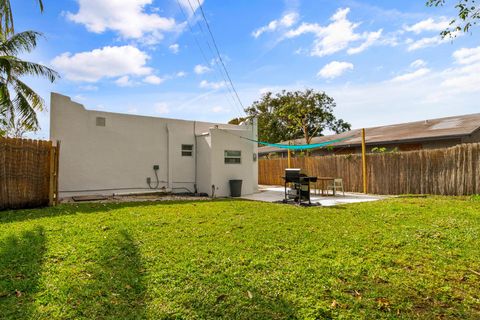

50,93,258,198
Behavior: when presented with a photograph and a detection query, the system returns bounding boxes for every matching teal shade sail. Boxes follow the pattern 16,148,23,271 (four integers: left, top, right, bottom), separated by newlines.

243,135,354,150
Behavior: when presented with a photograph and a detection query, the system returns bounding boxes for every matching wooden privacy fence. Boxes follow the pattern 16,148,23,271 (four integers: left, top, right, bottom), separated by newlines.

0,137,60,210
259,143,480,196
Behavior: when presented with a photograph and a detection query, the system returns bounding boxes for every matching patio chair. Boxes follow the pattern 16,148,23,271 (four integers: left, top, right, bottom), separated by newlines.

327,178,345,196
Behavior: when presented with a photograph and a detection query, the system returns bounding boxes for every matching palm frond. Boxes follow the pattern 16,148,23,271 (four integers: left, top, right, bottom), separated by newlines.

0,56,59,82
0,31,42,55
0,80,42,136
0,81,14,120
12,89,39,129
0,0,44,37
37,0,44,12
12,78,44,111
0,0,14,37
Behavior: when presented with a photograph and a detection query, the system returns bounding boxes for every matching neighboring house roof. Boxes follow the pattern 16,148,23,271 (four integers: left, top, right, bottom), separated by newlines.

258,113,480,154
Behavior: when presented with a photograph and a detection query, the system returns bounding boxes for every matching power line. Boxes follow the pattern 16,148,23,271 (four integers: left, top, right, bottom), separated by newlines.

194,0,246,112
184,0,244,117
175,0,240,115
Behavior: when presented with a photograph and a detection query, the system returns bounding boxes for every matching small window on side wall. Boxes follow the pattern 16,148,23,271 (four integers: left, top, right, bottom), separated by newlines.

225,150,241,164
182,144,193,156
96,117,106,127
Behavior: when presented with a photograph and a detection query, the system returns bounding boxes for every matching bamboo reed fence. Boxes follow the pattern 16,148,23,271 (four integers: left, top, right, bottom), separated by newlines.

0,137,60,210
259,143,480,195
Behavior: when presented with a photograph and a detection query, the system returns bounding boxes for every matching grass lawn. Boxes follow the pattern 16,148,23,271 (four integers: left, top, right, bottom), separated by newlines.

0,197,479,319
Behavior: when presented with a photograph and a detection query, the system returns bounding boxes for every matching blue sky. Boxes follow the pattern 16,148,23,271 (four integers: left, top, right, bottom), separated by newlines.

14,0,480,139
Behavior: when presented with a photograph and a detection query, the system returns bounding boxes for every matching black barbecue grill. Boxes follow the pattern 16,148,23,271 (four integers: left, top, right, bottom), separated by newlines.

283,168,317,205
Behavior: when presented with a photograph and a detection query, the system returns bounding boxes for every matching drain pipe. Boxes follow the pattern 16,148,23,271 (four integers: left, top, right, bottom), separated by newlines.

194,121,198,194
166,124,170,190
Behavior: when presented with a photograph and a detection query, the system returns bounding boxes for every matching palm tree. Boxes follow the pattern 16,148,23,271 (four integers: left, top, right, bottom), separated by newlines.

0,31,58,137
0,0,44,36
0,0,52,136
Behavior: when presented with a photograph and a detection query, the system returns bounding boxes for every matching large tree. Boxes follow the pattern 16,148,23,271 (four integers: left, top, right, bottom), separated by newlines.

426,0,479,37
0,31,58,137
243,89,351,144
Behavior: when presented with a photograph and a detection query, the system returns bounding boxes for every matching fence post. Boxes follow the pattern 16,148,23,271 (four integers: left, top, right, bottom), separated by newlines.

48,141,55,206
361,128,368,194
54,141,61,205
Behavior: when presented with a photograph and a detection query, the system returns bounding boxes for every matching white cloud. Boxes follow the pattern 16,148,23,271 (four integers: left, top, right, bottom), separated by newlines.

51,45,151,82
211,106,229,113
143,75,165,85
177,0,204,16
259,87,274,95
199,80,226,90
410,59,427,68
347,29,383,55
452,46,480,64
252,12,299,38
391,68,430,82
73,94,86,101
115,75,135,87
176,71,187,77
404,17,450,34
439,45,480,94
66,0,180,43
79,85,98,91
204,63,478,131
317,61,354,79
285,8,382,57
406,35,449,51
440,63,480,94
155,102,169,114
169,43,180,54
194,64,212,74
324,77,478,129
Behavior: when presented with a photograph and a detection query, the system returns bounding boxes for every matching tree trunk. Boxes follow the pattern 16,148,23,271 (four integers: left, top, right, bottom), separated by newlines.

303,125,310,145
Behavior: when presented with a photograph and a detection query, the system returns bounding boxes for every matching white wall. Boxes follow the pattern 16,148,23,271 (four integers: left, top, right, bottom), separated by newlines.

195,134,212,195
50,93,257,198
209,127,259,197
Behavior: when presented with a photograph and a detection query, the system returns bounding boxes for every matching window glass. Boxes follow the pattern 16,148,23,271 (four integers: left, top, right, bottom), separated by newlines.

224,150,241,164
182,144,193,156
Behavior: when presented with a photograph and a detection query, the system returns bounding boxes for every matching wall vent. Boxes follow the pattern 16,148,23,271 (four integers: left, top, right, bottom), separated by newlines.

96,117,106,127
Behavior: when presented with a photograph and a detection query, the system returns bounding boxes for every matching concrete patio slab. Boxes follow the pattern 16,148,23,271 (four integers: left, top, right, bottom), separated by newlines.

241,185,389,206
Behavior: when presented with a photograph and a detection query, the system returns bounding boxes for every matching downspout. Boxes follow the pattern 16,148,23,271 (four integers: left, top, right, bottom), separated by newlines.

252,117,259,193
166,124,170,190
194,121,198,194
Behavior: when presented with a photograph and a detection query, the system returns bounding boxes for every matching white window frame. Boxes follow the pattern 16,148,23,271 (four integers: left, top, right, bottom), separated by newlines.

224,150,241,164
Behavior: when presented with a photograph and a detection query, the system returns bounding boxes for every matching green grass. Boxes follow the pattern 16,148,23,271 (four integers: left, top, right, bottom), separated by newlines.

1,197,479,319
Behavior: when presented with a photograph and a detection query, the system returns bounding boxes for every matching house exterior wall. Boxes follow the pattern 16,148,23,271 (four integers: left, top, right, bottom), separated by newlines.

196,134,212,196
462,128,480,143
209,127,258,197
50,93,257,198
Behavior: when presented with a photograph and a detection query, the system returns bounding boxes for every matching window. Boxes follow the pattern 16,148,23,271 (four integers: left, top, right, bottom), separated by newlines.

225,150,241,164
181,144,193,156
96,117,106,127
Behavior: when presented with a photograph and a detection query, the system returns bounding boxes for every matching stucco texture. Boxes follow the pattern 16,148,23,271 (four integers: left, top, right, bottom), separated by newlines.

50,93,258,198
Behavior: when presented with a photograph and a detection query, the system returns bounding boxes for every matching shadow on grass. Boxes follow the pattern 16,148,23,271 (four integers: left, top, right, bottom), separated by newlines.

0,227,46,318
71,229,147,319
